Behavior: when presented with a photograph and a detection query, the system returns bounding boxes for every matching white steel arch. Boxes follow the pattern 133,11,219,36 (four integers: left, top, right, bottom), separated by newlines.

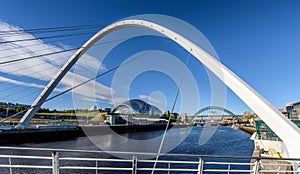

16,19,300,157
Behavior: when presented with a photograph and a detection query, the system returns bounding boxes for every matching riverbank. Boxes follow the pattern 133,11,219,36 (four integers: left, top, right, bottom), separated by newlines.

237,125,256,135
0,127,80,144
0,123,195,144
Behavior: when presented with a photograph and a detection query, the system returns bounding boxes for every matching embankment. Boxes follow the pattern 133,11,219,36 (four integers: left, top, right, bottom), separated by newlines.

0,124,194,144
237,125,256,135
0,127,80,144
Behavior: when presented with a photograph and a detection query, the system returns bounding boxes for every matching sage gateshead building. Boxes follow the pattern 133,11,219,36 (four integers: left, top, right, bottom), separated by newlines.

107,99,165,125
112,99,162,116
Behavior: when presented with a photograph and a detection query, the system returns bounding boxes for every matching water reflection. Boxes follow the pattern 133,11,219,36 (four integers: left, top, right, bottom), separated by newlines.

17,125,253,156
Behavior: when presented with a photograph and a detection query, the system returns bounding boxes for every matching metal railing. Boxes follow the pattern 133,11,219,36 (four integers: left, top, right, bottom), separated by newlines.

0,146,299,173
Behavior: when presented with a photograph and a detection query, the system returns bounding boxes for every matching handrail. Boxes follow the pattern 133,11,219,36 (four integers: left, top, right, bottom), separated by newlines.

0,146,299,173
0,146,299,161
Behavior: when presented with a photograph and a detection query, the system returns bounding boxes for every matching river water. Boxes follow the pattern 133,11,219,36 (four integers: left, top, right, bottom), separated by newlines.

0,125,254,173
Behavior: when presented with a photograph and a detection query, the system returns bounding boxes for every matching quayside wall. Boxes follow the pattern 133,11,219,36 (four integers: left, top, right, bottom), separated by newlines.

0,124,193,144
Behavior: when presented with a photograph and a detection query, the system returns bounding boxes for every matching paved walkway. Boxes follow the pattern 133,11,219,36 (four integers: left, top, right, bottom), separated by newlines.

251,149,293,173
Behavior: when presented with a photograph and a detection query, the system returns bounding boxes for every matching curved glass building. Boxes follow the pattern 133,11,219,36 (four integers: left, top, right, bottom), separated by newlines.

112,99,162,116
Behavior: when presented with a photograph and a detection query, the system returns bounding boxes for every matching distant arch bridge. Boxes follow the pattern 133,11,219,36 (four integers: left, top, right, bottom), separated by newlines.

190,106,242,122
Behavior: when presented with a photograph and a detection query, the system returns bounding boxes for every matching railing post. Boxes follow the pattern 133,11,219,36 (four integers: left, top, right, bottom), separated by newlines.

296,162,300,174
252,159,260,174
52,151,59,174
96,160,98,174
227,164,231,174
132,155,137,174
197,157,204,174
9,157,12,174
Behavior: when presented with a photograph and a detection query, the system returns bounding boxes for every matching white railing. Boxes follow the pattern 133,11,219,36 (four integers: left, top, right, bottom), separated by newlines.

0,146,299,174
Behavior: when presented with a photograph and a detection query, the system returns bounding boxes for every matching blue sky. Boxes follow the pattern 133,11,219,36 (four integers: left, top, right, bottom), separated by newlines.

0,0,300,115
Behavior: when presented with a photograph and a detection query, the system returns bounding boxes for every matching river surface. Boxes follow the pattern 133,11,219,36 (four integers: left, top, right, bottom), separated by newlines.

0,125,254,173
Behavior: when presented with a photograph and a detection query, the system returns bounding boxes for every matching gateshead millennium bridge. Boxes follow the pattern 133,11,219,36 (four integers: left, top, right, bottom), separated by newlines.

14,18,299,158
0,16,298,173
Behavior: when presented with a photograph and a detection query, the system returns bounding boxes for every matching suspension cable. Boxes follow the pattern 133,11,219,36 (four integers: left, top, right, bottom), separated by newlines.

151,52,191,174
0,24,106,35
0,37,129,66
0,56,67,87
0,38,129,101
0,31,96,44
0,48,78,66
0,40,170,123
0,38,84,59
0,38,130,104
0,34,88,52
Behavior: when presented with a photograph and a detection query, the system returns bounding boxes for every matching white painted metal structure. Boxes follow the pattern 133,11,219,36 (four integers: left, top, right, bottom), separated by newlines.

0,146,299,173
16,19,300,158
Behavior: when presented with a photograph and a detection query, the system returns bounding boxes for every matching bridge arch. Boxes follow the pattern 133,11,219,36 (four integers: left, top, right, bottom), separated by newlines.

16,19,300,157
194,106,236,117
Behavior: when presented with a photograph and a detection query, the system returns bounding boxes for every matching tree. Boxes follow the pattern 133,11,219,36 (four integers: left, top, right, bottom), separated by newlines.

160,112,178,122
14,106,25,113
37,108,50,113
160,113,169,120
